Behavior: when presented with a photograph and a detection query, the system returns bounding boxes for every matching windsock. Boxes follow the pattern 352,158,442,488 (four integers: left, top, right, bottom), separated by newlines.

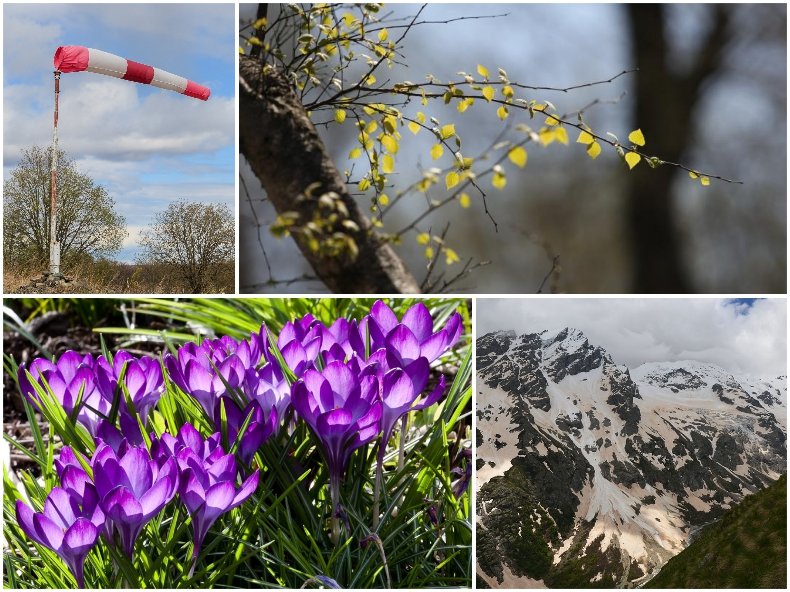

53,46,210,101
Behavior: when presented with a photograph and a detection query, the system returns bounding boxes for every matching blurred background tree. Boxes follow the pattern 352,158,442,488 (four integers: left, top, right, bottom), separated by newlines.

239,3,785,294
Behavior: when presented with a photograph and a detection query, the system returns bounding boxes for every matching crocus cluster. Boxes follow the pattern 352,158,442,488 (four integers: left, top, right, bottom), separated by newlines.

15,425,258,587
18,350,164,437
14,300,464,583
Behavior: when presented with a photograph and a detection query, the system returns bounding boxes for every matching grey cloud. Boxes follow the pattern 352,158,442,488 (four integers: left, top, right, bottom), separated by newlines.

478,298,787,377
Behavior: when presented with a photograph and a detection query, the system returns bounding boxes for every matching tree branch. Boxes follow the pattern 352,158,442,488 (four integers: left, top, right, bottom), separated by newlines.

239,56,420,294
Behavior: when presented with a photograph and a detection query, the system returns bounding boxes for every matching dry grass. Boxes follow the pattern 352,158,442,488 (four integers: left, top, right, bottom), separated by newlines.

4,261,234,295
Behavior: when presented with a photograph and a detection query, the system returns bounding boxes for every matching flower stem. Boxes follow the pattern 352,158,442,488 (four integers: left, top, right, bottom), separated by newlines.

329,474,341,545
372,455,383,529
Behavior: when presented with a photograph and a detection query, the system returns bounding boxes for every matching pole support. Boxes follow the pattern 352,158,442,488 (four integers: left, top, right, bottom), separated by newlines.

49,70,62,277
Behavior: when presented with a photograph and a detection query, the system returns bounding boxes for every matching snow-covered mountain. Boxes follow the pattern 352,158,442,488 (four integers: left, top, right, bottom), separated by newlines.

476,328,787,588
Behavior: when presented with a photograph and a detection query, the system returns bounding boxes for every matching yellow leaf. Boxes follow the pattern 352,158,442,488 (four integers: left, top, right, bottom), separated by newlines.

457,98,474,113
700,176,710,186
425,246,435,259
238,46,245,54
446,171,460,190
440,124,456,139
497,105,508,121
416,232,430,245
539,128,556,146
688,171,699,179
625,151,641,170
417,111,426,123
378,193,390,206
477,64,489,79
508,146,528,168
381,134,398,154
248,37,262,46
359,177,371,191
349,147,362,159
378,28,388,42
492,171,507,189
431,144,444,160
482,86,495,102
408,121,421,135
382,154,395,174
459,193,471,208
253,17,268,29
577,130,594,145
502,85,514,98
628,128,646,146
382,115,397,134
342,12,356,27
334,109,347,124
586,141,602,159
365,120,378,134
545,114,560,126
445,248,460,265
365,74,376,86
555,127,569,145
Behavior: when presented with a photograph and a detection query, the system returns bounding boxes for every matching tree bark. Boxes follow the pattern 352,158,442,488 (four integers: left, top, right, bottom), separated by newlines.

239,56,421,294
626,5,729,293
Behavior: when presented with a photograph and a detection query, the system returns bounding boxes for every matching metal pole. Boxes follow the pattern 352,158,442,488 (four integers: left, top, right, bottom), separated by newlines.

49,70,61,277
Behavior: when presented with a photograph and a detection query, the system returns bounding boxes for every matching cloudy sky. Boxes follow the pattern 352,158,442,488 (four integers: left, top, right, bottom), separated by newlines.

477,298,787,377
4,3,235,262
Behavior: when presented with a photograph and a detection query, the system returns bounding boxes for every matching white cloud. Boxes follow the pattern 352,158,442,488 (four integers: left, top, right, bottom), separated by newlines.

478,298,787,377
4,80,233,164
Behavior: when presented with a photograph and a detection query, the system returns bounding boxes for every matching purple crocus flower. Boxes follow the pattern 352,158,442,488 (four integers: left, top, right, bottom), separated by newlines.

16,486,104,587
213,396,278,466
101,351,164,423
18,351,110,436
170,424,260,560
92,443,178,558
291,361,382,516
374,364,446,455
365,301,463,364
241,363,292,422
164,327,267,417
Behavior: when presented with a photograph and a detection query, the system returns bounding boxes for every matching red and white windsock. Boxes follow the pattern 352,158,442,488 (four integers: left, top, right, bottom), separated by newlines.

54,46,210,101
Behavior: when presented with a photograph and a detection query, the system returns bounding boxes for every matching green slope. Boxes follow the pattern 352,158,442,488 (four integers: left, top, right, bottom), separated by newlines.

645,474,787,589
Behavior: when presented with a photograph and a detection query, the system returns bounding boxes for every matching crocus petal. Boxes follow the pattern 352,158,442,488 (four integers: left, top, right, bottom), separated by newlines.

370,300,399,333
178,423,204,455
118,448,153,499
402,302,434,342
103,487,144,524
139,473,175,518
44,488,79,530
420,331,449,364
181,469,208,514
322,361,356,401
230,469,260,509
412,374,447,411
60,466,91,504
16,500,44,547
386,325,421,364
382,369,416,409
207,454,237,483
62,518,99,557
205,481,235,517
33,513,64,550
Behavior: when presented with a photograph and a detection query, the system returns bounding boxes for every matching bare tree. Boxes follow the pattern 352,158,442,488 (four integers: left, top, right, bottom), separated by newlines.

138,200,234,293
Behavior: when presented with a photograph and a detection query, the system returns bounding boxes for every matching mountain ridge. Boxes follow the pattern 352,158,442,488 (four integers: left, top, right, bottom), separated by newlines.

476,327,786,588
